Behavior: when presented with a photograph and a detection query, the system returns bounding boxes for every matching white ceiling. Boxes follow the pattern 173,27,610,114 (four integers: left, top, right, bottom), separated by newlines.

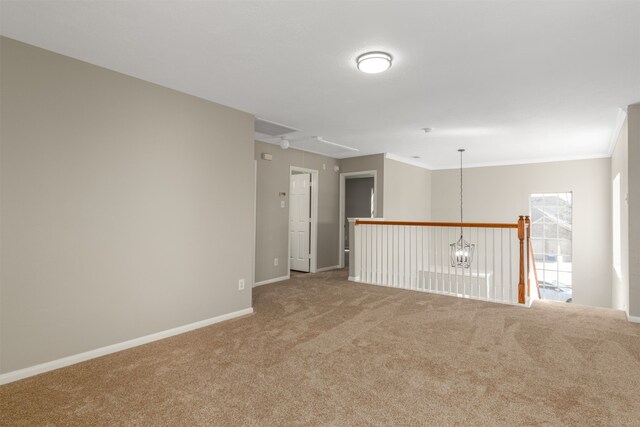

2,1,639,169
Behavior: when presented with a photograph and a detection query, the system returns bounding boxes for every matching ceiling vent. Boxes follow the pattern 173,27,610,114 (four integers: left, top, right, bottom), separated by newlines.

254,118,299,136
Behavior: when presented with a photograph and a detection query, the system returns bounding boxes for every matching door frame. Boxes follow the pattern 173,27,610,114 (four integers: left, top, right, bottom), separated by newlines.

252,160,257,286
288,166,319,273
339,170,378,268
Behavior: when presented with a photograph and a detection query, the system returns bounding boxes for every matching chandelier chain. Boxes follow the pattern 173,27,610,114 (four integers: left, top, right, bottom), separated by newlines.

459,149,464,237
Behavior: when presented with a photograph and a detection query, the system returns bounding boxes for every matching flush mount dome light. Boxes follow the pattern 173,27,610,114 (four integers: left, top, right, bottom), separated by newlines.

356,51,392,73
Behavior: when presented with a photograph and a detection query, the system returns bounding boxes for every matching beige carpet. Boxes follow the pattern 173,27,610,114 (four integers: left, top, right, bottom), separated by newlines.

2,269,640,426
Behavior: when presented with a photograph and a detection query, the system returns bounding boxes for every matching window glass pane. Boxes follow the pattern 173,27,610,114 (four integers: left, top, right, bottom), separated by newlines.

543,270,559,288
613,174,622,276
531,238,544,255
531,207,543,223
545,204,559,219
530,192,572,303
544,223,558,238
559,226,571,240
565,193,572,204
558,205,572,224
558,257,572,271
532,223,543,237
558,271,572,288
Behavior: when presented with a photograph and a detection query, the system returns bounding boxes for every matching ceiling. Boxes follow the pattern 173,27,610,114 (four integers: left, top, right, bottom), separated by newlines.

1,1,639,169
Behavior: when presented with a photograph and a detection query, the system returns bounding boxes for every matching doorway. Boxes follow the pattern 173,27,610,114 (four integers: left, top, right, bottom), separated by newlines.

289,166,318,273
339,171,377,268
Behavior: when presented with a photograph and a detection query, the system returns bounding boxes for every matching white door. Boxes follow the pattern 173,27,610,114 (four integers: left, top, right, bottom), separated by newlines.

290,173,311,272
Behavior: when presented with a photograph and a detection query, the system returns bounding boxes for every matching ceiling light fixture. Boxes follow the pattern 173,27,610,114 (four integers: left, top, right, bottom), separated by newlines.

449,149,475,268
356,51,392,74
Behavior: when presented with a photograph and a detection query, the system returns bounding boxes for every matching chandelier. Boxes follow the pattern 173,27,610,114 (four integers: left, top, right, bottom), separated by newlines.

450,149,475,268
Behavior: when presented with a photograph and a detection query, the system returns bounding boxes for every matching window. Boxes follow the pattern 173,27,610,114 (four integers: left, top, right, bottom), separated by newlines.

613,174,621,278
530,193,573,302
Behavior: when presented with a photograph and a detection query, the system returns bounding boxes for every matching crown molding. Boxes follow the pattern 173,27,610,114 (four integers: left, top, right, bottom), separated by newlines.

607,107,628,156
384,153,433,170
429,153,611,171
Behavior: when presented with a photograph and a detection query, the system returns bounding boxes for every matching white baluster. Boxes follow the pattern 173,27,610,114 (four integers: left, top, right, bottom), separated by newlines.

492,228,496,302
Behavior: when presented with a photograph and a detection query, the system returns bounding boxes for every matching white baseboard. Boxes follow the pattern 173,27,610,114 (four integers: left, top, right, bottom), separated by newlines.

348,276,360,281
0,307,254,385
627,314,640,324
315,265,341,272
253,275,289,287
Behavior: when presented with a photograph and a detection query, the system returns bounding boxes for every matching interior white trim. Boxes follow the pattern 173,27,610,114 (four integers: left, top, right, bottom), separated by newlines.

253,275,290,287
429,153,612,171
256,137,343,160
384,153,433,170
256,140,614,171
288,166,319,274
627,314,640,324
252,160,257,288
607,107,629,155
254,137,338,159
315,265,341,272
0,307,254,385
339,170,377,269
314,136,359,152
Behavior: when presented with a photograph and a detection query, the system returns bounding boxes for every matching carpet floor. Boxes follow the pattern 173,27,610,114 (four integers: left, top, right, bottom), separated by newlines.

2,269,640,426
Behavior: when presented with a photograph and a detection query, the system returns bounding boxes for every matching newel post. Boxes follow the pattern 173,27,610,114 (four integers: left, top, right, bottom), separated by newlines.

524,216,531,298
517,216,526,304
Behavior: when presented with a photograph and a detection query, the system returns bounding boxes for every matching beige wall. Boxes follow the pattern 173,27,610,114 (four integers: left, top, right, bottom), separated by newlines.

611,118,629,314
383,158,432,221
340,154,385,216
0,37,255,373
431,159,612,308
628,104,640,318
254,141,340,283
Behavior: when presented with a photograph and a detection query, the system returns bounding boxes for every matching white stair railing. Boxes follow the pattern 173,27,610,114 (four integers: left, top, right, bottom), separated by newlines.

350,218,531,306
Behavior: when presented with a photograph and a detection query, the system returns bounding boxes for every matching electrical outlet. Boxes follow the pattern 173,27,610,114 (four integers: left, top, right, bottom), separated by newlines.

274,258,279,266
281,200,285,208
238,279,245,290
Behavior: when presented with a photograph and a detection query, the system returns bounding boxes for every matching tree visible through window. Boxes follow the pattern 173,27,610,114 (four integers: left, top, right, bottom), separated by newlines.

530,193,573,303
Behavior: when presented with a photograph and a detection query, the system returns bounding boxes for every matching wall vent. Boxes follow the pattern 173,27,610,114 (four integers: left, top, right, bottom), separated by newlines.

254,118,298,136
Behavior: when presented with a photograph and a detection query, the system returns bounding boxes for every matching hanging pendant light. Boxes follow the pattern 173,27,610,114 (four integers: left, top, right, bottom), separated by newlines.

450,149,475,268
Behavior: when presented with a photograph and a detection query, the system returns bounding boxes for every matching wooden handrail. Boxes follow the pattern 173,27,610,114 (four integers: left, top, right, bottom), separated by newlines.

354,215,528,305
354,220,518,229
